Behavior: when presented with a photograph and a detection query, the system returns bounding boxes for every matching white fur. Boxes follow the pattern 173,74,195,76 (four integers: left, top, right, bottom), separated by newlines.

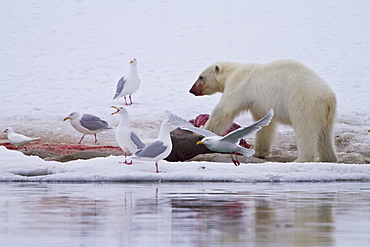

191,59,338,162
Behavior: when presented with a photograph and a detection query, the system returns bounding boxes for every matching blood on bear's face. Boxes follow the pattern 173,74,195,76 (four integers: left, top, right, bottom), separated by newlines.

189,78,205,96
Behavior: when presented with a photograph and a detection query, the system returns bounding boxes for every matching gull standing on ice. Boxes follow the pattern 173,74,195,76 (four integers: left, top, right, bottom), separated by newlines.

64,112,112,144
130,119,173,173
4,127,40,151
111,106,145,164
166,109,274,166
113,58,141,105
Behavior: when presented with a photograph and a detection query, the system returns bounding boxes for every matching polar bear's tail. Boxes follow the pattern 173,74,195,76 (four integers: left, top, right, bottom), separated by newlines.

325,95,337,124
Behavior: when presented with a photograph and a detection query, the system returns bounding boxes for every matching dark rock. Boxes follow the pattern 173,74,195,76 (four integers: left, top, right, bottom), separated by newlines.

53,151,115,163
165,128,216,162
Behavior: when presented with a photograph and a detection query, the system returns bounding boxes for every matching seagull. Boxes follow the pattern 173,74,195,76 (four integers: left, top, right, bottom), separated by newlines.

4,127,40,151
130,119,173,173
166,109,274,166
63,112,112,144
113,58,141,105
111,106,145,164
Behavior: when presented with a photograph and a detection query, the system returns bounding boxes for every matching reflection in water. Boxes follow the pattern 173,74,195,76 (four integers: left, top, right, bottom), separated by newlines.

0,182,369,247
171,198,248,246
26,195,108,238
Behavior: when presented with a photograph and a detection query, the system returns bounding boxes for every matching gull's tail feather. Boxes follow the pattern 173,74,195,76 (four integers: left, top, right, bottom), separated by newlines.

238,147,255,157
165,110,194,129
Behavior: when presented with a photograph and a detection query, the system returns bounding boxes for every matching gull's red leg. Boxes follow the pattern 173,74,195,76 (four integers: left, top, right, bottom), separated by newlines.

79,134,85,144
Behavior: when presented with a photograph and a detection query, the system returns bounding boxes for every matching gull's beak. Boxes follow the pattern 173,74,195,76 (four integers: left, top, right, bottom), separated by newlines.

130,60,134,64
196,141,204,145
111,106,119,115
63,117,69,121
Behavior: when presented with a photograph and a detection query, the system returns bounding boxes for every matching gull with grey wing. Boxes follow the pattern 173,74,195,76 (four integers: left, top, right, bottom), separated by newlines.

166,109,274,165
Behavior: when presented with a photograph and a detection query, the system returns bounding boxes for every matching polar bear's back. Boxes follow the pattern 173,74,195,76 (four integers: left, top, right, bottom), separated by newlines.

249,59,331,90
234,59,336,125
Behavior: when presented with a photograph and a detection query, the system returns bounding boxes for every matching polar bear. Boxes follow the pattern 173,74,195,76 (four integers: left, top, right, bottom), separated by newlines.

189,59,338,162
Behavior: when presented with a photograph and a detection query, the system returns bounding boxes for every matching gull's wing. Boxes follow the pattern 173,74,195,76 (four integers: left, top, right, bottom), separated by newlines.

80,114,112,131
9,133,32,143
130,131,146,150
133,140,167,158
221,109,274,143
113,76,126,99
165,110,217,137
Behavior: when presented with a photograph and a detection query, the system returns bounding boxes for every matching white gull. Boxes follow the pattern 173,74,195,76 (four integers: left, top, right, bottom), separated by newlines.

113,58,141,105
4,127,40,151
130,119,173,173
111,106,145,164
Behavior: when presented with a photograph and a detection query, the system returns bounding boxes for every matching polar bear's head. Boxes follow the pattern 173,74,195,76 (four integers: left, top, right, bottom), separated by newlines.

189,63,225,96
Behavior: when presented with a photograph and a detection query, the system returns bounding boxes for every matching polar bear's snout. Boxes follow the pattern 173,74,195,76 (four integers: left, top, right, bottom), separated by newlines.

189,81,205,96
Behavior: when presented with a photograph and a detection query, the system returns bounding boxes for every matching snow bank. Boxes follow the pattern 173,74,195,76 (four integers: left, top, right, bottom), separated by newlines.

1,147,369,183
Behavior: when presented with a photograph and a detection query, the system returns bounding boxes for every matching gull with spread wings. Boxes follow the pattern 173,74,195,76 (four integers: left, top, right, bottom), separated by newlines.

166,109,274,166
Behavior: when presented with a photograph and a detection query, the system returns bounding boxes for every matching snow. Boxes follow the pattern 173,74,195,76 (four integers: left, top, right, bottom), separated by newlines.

1,147,369,182
0,0,369,182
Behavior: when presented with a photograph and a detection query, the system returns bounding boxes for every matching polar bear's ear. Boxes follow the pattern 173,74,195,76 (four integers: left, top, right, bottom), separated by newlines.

214,64,221,73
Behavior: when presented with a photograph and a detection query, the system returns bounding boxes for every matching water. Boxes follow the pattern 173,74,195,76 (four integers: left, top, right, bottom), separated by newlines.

0,182,369,247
